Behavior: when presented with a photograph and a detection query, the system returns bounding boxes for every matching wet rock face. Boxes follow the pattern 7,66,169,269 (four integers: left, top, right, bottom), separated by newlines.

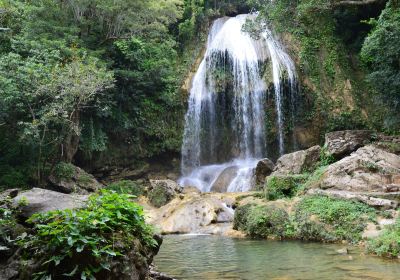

254,158,275,185
272,145,321,175
12,188,88,218
148,179,182,208
48,164,103,194
210,166,239,192
324,130,374,159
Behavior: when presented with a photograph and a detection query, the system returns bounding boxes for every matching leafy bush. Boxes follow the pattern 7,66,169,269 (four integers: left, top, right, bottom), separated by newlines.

294,195,376,242
106,180,146,197
234,204,291,239
22,190,157,279
367,218,400,258
54,162,76,180
265,175,307,200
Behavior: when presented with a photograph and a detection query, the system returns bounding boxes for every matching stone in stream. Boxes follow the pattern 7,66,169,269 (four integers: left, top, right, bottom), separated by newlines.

210,166,239,192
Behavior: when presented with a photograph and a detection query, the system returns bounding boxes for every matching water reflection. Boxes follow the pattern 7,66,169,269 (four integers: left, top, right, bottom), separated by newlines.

154,235,400,280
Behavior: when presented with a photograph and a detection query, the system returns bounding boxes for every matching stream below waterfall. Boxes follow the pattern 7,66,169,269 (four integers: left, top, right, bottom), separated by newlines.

154,235,400,280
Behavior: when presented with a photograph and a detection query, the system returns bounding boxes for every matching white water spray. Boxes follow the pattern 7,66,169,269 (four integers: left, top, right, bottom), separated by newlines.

180,14,297,192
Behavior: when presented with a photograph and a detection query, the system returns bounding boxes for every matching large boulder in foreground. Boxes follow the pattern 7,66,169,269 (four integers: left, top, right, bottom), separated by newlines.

272,145,321,175
311,145,400,207
210,166,239,192
48,163,103,194
255,158,275,185
324,130,374,159
144,192,242,236
13,188,88,218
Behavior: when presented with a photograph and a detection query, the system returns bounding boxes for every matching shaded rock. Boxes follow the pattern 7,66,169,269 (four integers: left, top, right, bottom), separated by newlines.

255,158,275,185
307,189,398,210
316,146,400,196
13,188,88,218
325,130,374,159
148,179,182,208
48,164,102,194
210,166,239,192
272,145,321,175
0,189,19,201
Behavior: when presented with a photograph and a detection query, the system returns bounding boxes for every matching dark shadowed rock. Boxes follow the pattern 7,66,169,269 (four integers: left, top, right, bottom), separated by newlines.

255,158,275,184
210,166,239,192
272,145,321,175
324,130,374,159
48,164,103,194
12,188,88,218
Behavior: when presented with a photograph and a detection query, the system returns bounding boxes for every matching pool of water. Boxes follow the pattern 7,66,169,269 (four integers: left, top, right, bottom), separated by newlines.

154,235,400,280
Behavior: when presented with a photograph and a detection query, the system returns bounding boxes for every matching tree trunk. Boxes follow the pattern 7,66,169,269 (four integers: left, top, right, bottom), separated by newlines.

63,110,81,162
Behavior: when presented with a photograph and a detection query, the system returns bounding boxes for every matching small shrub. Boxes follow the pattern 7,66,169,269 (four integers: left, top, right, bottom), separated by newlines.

22,190,157,279
294,195,376,242
265,175,307,200
319,146,335,166
367,218,400,258
106,180,146,197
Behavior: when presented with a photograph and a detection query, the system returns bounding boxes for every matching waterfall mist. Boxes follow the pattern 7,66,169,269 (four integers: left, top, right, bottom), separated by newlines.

179,14,297,192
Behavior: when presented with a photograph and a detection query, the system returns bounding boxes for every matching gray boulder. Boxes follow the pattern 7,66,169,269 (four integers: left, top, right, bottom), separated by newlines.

210,166,239,192
317,145,400,194
324,130,374,159
13,188,88,218
255,158,275,185
272,145,321,175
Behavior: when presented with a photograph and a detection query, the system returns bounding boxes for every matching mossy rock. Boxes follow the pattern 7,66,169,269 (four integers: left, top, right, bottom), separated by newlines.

106,180,146,197
233,203,291,239
293,195,376,242
265,175,307,200
148,179,181,208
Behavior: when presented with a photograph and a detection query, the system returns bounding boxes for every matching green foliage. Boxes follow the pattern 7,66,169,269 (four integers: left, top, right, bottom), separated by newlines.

265,175,307,200
361,0,400,130
367,217,400,258
22,190,157,279
233,204,291,239
294,195,376,242
106,180,146,197
54,162,76,180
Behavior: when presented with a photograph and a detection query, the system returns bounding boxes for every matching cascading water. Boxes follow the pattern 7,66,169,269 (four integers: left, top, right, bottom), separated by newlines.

179,14,297,192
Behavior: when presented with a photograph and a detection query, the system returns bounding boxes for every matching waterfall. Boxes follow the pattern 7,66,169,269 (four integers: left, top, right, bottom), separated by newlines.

179,14,297,192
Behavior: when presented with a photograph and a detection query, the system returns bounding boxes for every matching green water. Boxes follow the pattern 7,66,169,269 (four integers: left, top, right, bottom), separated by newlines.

154,235,400,280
